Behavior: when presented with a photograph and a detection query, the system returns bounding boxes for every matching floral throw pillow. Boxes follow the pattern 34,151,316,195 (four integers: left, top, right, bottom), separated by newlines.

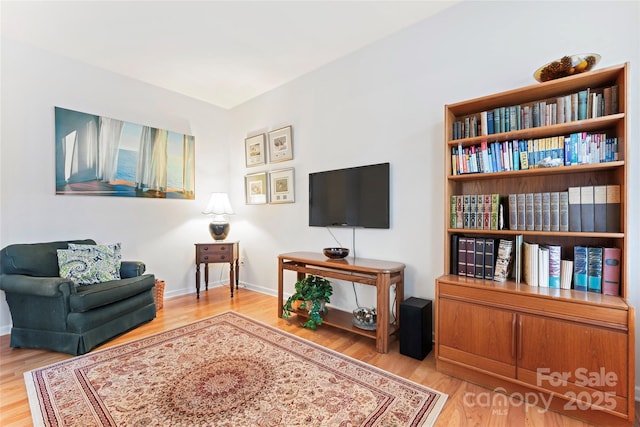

57,243,122,285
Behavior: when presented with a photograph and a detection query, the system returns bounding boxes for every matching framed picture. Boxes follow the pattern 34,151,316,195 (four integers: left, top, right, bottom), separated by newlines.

269,168,295,204
245,172,268,204
268,126,293,163
245,134,266,167
55,107,195,199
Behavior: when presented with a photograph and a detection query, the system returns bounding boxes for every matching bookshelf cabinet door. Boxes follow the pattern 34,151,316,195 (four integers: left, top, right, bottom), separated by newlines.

438,297,516,378
517,313,628,414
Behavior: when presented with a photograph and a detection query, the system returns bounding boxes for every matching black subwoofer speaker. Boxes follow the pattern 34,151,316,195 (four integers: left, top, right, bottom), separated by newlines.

399,297,432,360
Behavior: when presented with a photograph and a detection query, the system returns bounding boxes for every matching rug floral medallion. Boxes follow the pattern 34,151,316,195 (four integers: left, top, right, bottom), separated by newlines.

25,311,447,426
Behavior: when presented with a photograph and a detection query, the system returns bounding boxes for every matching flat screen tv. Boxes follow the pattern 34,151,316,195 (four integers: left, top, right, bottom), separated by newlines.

309,162,390,229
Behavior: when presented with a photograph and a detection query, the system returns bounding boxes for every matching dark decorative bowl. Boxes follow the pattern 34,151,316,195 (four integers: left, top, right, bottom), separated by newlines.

323,247,350,259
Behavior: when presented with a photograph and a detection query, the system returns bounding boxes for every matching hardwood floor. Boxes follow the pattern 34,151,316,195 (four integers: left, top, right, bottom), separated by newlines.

1,286,637,426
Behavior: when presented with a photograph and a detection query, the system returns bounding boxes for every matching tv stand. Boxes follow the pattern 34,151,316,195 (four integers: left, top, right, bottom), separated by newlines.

277,252,405,353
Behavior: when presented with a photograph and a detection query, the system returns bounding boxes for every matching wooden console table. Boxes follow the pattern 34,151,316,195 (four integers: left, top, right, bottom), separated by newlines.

278,252,405,353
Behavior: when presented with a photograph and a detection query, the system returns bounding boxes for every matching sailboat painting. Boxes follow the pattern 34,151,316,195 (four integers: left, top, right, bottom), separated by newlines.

55,107,195,199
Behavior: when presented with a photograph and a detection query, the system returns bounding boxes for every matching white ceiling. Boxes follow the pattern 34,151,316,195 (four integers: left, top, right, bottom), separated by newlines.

1,1,459,109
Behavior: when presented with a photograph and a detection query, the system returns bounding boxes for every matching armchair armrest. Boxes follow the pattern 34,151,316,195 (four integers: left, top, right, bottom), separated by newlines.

120,261,146,279
0,274,75,297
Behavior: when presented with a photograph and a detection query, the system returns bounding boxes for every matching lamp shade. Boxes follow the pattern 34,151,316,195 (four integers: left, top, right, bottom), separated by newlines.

203,192,234,215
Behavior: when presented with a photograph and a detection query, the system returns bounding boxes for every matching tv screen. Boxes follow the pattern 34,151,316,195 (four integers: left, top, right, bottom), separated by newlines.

309,162,390,229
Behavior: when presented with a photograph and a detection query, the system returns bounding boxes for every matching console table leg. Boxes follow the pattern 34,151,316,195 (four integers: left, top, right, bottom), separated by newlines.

277,258,284,318
376,274,391,353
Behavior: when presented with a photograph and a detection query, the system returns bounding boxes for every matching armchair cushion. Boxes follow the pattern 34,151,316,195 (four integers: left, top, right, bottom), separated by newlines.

70,274,155,312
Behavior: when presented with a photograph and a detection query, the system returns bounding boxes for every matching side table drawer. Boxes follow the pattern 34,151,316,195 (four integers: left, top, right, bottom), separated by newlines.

197,244,232,263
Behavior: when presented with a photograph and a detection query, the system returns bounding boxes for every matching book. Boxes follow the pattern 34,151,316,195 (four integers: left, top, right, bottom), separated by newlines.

602,247,621,296
490,193,500,230
522,241,539,287
525,193,534,231
463,195,471,229
560,260,573,290
533,192,542,231
517,193,526,231
466,237,476,278
508,193,518,231
547,245,561,288
587,247,603,293
513,234,523,284
580,186,595,232
578,89,588,120
450,234,459,275
457,237,468,276
559,191,569,232
573,246,588,291
538,246,549,287
594,185,607,232
493,239,513,282
542,192,551,232
550,192,560,232
456,195,464,228
450,195,457,229
483,194,491,229
470,195,477,229
606,184,621,233
474,238,485,279
484,238,496,280
568,187,582,232
477,194,485,230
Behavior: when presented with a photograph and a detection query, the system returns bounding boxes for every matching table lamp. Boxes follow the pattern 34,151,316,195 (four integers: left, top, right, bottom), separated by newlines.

203,192,234,240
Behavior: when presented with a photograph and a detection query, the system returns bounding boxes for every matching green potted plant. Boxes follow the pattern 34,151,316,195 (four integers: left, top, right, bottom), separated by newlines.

282,275,333,330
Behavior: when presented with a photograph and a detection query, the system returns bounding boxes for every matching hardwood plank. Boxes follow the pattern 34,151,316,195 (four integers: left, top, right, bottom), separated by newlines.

0,286,635,426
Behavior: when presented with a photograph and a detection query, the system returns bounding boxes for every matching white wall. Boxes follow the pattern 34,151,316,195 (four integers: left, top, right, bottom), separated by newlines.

1,0,639,393
227,0,640,391
0,38,231,329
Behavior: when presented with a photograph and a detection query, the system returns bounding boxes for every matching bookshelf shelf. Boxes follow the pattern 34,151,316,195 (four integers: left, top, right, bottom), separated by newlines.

449,160,624,181
448,113,624,148
446,228,625,239
436,63,633,426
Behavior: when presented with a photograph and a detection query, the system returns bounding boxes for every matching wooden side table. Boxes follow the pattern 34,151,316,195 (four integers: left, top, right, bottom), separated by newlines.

195,242,239,299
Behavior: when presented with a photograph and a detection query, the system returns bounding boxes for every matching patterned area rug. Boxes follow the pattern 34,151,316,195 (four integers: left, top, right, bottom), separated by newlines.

25,311,447,426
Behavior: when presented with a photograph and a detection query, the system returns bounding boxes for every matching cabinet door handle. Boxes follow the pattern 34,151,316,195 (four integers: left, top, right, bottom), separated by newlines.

511,314,517,359
517,316,523,360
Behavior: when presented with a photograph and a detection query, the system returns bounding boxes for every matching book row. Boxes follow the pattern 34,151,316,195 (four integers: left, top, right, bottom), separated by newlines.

451,84,619,140
449,194,506,231
451,132,618,176
507,186,620,233
451,185,621,234
451,235,621,296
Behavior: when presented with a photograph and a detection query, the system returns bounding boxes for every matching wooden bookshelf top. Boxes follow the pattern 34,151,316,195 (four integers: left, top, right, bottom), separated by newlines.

279,252,405,274
445,63,626,117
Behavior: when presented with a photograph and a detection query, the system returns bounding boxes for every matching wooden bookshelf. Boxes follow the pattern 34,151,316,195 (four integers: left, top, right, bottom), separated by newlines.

436,63,634,425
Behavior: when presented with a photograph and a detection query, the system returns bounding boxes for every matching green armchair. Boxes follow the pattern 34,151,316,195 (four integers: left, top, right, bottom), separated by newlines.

0,239,156,355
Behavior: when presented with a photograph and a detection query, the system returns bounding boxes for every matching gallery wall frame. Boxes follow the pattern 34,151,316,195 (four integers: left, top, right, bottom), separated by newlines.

245,133,266,167
245,172,268,205
54,107,195,199
269,168,295,204
267,126,293,163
